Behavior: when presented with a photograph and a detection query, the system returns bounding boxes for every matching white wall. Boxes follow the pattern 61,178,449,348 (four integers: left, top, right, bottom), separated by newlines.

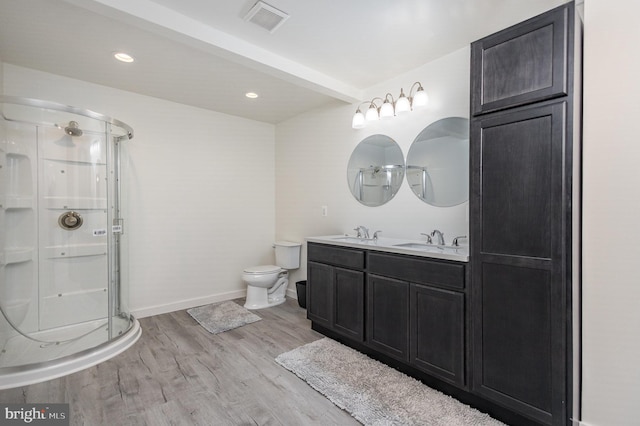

3,64,277,317
581,0,640,425
275,47,470,286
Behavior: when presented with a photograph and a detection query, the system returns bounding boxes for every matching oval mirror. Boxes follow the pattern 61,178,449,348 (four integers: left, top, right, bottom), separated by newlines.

406,117,469,207
347,134,405,207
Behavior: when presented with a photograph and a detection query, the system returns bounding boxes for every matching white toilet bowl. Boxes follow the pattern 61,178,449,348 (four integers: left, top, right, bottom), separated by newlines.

243,241,301,310
243,265,288,309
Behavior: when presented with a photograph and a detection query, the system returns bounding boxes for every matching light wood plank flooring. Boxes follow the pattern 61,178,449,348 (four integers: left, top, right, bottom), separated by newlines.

0,299,359,426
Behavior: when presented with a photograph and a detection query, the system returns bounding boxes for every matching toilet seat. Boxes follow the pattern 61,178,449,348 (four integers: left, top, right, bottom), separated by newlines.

243,265,281,274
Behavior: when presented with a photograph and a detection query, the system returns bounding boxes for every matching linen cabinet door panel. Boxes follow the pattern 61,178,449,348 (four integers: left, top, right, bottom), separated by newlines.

333,267,364,342
473,101,566,259
307,261,333,328
473,262,562,425
366,274,409,362
471,3,571,115
410,284,465,388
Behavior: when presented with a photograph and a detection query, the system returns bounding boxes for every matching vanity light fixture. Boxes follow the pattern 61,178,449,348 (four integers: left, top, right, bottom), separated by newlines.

395,89,411,114
410,82,429,108
365,98,383,121
113,52,134,63
352,82,428,129
379,93,396,119
351,106,366,129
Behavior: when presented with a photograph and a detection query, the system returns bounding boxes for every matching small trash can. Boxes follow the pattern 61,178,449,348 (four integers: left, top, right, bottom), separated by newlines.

296,280,307,309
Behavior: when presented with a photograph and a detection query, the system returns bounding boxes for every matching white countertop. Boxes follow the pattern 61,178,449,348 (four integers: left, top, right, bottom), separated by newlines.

306,235,469,262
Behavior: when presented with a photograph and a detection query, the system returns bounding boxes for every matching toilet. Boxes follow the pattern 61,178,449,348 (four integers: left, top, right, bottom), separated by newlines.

243,241,301,310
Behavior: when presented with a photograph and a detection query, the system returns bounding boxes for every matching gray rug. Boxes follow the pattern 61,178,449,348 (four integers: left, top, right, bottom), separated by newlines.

275,338,505,426
187,301,261,334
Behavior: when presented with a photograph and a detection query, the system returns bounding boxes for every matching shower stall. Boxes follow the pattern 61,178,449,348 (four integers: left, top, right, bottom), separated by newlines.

0,96,140,389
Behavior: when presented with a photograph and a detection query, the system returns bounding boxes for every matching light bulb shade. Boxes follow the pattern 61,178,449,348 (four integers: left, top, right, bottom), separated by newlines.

365,105,379,121
352,111,365,129
395,95,411,114
380,101,394,119
412,88,429,108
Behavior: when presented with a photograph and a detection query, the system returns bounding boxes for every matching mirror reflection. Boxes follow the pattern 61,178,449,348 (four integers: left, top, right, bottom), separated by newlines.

347,134,405,207
406,117,469,207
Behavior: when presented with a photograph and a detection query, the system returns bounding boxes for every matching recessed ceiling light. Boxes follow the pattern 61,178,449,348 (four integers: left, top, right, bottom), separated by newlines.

245,92,259,99
114,52,134,63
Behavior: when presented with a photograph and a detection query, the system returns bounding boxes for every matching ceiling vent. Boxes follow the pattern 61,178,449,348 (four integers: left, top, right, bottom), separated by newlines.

244,1,289,33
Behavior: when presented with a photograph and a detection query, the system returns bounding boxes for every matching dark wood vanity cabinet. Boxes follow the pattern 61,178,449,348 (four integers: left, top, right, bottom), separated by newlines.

307,243,468,389
470,3,577,425
307,243,365,342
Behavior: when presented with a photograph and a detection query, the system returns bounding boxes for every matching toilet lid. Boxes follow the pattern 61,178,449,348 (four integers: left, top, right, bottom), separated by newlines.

244,265,281,274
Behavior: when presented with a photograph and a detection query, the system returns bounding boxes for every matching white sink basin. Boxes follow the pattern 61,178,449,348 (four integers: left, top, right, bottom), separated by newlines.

330,236,379,245
393,242,463,254
331,236,369,242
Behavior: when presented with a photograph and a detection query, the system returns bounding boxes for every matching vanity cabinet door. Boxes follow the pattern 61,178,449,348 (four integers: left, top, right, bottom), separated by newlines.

410,284,465,388
307,259,364,342
307,261,333,329
366,274,409,362
471,3,571,115
333,267,365,341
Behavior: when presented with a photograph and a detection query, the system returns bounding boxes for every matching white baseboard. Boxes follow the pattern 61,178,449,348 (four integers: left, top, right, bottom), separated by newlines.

131,286,303,319
131,289,247,319
286,287,298,299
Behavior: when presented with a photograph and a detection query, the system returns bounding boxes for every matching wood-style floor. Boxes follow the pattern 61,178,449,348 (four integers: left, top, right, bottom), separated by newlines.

0,299,359,426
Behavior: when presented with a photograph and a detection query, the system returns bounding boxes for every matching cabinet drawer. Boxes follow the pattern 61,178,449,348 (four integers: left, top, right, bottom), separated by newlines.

308,243,365,269
368,252,465,290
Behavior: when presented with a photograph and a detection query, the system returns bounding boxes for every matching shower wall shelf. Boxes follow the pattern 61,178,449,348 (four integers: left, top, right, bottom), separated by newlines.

3,145,31,157
44,198,108,209
1,196,34,209
0,248,35,265
43,244,107,258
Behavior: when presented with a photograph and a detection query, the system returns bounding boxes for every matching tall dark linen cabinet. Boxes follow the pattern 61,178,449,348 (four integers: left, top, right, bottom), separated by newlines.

469,3,579,425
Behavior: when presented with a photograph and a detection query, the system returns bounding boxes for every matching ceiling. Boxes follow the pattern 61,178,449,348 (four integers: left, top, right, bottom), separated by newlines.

0,0,567,123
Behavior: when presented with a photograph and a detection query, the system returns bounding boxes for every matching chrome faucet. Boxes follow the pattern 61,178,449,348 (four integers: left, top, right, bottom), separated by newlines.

431,229,445,246
420,232,433,244
353,225,369,239
359,226,370,239
373,230,382,240
452,235,468,247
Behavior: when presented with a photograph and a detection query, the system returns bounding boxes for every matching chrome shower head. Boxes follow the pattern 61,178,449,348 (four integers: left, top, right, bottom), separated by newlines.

64,121,83,137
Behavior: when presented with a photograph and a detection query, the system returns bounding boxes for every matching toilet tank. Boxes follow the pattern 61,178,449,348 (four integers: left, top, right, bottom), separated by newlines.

274,241,301,269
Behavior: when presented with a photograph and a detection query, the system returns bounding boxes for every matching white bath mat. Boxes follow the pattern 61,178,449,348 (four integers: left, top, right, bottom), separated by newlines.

276,337,505,426
187,301,261,334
